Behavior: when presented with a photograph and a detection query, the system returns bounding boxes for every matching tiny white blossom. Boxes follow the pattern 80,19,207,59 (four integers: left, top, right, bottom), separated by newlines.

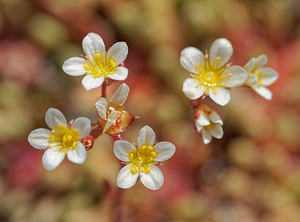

113,126,176,190
95,83,131,134
62,33,128,90
195,105,224,144
244,54,279,100
180,38,248,106
28,108,91,170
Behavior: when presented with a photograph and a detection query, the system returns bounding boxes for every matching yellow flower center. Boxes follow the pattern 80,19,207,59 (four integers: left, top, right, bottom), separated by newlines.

253,70,262,85
191,54,230,92
84,53,116,78
128,144,158,174
48,126,80,153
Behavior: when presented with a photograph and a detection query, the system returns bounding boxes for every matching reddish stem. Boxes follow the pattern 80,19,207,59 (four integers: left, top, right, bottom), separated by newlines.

102,80,107,98
113,188,123,222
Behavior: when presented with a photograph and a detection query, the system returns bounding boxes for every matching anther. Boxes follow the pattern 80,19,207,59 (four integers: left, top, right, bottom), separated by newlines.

129,152,134,159
145,166,151,173
72,142,77,149
84,64,90,70
49,135,55,142
151,151,157,158
94,53,102,60
130,166,137,174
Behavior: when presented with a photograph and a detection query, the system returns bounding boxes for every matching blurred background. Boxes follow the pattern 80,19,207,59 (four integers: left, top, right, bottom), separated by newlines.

1,0,300,221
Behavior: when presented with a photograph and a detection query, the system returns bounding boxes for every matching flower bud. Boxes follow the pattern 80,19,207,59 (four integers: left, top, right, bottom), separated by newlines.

81,135,94,150
194,104,224,144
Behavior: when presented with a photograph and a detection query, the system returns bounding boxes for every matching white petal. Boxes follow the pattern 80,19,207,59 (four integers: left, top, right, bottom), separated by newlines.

209,38,233,69
95,97,108,120
107,42,128,65
71,117,91,138
254,54,268,69
107,67,128,81
45,108,67,130
140,165,164,190
154,142,176,162
28,128,51,149
103,109,119,132
182,78,205,100
117,164,139,189
246,73,259,87
82,33,105,61
180,47,204,73
202,129,212,144
42,147,65,171
67,142,87,164
62,57,86,76
209,111,223,125
244,57,255,72
137,125,156,147
109,83,129,106
195,120,202,133
114,140,136,162
253,86,272,100
209,87,231,106
81,75,104,91
221,65,248,87
257,67,279,86
196,112,210,126
208,124,223,139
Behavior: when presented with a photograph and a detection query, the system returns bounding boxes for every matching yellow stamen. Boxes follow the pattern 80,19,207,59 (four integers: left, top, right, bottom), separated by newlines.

144,166,151,173
84,52,116,78
191,53,230,92
127,144,158,174
253,70,262,85
84,64,90,70
48,125,79,153
130,166,137,174
49,135,55,142
94,53,102,60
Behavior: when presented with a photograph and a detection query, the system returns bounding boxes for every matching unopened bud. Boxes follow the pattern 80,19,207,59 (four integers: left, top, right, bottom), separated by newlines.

81,135,94,150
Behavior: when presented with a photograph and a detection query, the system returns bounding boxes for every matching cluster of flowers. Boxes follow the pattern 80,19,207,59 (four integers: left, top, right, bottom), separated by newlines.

28,33,175,190
180,38,279,144
27,34,278,189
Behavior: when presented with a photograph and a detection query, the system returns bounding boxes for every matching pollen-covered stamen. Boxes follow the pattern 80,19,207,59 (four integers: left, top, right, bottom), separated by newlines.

48,126,80,153
84,53,116,78
253,70,262,85
191,53,230,90
128,144,158,174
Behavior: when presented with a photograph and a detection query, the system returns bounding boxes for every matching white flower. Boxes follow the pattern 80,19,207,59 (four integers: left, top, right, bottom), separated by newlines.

195,105,224,144
28,108,91,170
62,33,128,91
95,83,133,135
244,54,279,100
180,38,248,106
113,126,176,190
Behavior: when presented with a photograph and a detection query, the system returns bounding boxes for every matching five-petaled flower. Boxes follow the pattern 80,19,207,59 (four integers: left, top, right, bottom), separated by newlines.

180,38,248,106
95,83,134,135
113,126,176,190
195,104,223,144
244,54,279,100
62,33,128,90
28,108,91,170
